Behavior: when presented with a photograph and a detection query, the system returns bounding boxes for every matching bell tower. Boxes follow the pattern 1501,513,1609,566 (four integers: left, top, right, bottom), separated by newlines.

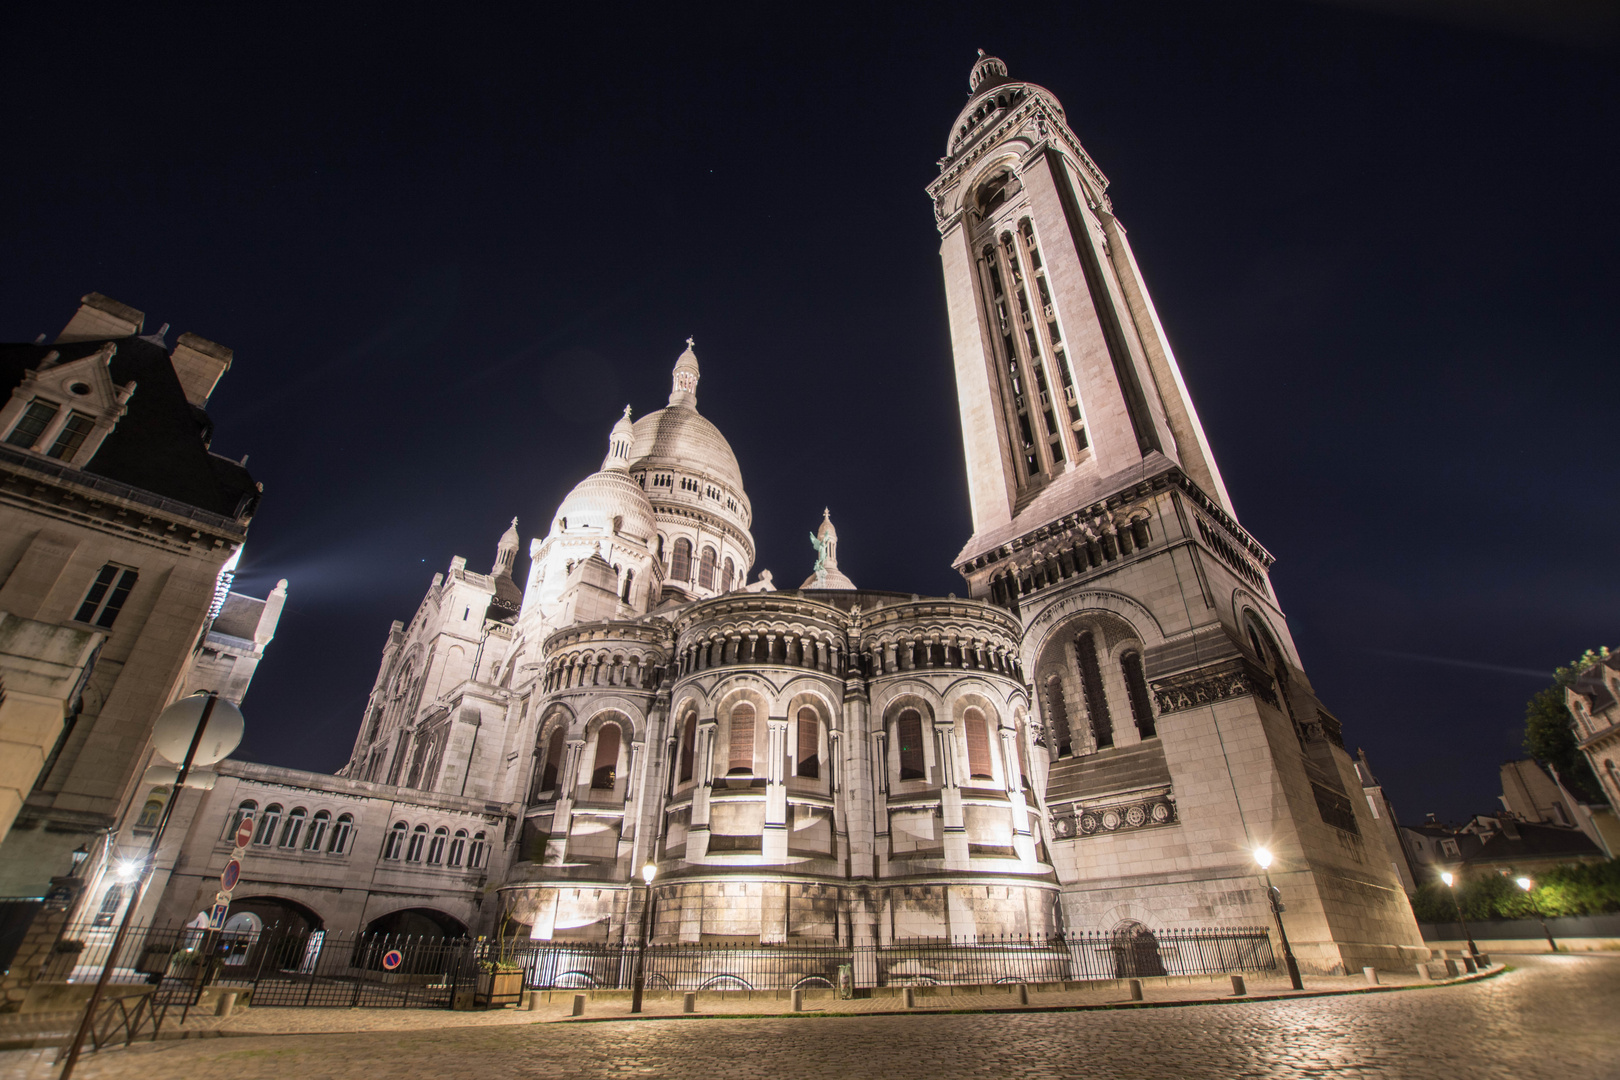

930,51,1232,558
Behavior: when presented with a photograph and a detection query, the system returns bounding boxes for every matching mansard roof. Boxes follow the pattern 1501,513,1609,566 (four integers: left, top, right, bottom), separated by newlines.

0,335,259,520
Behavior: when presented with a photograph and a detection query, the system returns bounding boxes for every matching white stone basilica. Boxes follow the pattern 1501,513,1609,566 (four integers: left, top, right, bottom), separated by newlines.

149,54,1424,973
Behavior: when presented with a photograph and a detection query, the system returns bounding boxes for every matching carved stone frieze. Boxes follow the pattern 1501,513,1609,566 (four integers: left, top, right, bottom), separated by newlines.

1049,790,1176,841
1149,659,1277,714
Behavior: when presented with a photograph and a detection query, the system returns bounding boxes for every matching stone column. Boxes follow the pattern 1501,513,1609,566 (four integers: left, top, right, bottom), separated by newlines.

1001,722,1036,862
763,717,790,862
688,719,717,859
935,721,969,868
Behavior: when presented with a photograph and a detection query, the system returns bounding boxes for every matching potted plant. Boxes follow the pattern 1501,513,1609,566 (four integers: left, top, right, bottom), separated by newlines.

474,916,525,1007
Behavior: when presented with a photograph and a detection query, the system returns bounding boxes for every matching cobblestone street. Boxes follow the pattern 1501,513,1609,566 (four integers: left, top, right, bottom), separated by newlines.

12,955,1617,1080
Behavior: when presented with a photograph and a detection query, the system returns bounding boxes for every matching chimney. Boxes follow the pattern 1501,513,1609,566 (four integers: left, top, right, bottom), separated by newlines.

56,292,144,343
254,580,289,646
169,332,234,408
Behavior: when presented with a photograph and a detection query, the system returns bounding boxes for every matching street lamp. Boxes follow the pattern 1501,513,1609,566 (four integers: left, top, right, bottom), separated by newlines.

1438,871,1480,959
630,861,657,1014
1515,876,1557,953
59,691,243,1080
1254,847,1303,990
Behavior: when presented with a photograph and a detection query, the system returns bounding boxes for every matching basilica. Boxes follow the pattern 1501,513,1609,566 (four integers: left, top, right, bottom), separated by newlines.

145,53,1424,974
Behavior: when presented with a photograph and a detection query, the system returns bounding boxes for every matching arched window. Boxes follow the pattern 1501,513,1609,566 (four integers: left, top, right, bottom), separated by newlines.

329,813,354,855
1075,632,1113,750
254,804,282,846
671,538,692,582
897,709,926,782
722,558,735,592
591,723,621,789
621,569,634,602
226,800,257,841
469,831,488,869
94,884,123,927
796,708,820,779
698,546,717,589
306,811,330,851
427,827,448,864
383,821,407,860
538,727,565,795
728,703,755,775
964,707,993,780
135,792,164,830
1045,676,1072,757
1121,651,1156,739
406,824,428,862
678,715,697,783
279,807,307,849
448,829,468,867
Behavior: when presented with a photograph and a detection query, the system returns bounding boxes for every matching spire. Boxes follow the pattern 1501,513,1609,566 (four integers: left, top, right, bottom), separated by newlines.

969,49,1009,93
602,406,635,471
669,337,700,408
494,517,520,576
801,508,855,589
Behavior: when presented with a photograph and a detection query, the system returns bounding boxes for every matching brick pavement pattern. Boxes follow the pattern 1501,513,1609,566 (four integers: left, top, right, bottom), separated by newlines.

12,955,1617,1080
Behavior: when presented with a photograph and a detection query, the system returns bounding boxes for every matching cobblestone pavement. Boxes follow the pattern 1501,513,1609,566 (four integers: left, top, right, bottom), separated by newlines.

9,955,1616,1080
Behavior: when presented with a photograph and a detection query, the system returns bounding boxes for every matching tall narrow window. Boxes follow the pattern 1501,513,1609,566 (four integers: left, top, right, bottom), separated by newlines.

447,829,468,867
74,564,138,628
678,715,697,782
1045,676,1072,757
306,811,330,851
698,546,717,589
468,831,488,868
427,826,448,864
964,707,993,781
1016,725,1032,790
1075,632,1113,749
225,800,257,841
46,412,95,460
796,708,820,779
897,709,926,782
382,821,406,860
670,538,692,582
279,807,307,849
728,703,755,775
721,557,735,592
620,569,634,602
1121,651,1156,739
329,813,353,855
591,723,621,789
538,727,565,794
254,804,282,846
406,824,427,861
5,400,59,448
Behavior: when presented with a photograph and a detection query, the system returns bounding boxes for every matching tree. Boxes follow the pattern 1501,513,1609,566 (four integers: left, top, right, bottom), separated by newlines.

1523,647,1613,806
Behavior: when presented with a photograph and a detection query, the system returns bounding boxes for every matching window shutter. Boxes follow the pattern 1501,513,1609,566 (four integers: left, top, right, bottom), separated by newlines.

728,704,755,773
965,709,993,780
797,711,819,779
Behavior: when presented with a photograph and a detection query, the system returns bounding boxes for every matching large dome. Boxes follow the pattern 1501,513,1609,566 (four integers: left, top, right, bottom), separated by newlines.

629,406,744,493
552,469,657,542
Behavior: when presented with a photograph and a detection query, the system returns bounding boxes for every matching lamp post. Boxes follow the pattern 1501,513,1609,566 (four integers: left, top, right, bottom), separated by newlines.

629,861,657,1014
59,691,243,1080
1438,871,1480,958
1516,876,1557,953
1254,847,1303,990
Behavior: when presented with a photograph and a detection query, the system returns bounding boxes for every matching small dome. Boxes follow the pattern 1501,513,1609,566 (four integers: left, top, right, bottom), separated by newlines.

670,337,700,407
969,49,1009,93
498,516,520,552
553,470,656,542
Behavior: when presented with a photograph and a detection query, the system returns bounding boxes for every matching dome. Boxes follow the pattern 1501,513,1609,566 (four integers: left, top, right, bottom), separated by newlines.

553,469,657,542
630,406,745,494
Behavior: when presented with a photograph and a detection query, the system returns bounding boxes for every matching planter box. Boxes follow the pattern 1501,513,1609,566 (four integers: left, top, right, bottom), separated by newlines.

475,969,523,1008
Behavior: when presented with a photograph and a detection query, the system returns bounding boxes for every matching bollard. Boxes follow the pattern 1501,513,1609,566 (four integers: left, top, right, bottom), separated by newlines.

904,987,917,1009
792,988,804,1012
1017,984,1029,1006
1229,975,1246,996
527,991,543,1012
1461,957,1477,974
215,991,238,1018
1442,959,1459,978
683,992,696,1014
1416,962,1431,980
571,994,586,1017
1363,966,1379,986
1476,953,1490,968
1127,979,1143,1002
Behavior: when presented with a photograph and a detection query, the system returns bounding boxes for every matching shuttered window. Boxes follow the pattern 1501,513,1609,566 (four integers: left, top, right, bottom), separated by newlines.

1122,651,1156,739
964,707,993,780
796,708,820,779
728,703,755,774
1075,632,1113,749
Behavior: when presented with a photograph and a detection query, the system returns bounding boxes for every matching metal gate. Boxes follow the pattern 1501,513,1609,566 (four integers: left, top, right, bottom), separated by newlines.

236,928,472,1008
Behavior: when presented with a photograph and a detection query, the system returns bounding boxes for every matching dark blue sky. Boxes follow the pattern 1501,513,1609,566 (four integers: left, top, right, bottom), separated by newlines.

4,3,1616,823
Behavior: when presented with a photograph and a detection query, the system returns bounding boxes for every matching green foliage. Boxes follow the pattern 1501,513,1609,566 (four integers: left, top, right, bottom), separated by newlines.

1520,646,1613,805
1409,860,1620,922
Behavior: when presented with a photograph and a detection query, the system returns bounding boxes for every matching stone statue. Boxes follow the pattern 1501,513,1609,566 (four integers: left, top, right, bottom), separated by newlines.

809,531,830,588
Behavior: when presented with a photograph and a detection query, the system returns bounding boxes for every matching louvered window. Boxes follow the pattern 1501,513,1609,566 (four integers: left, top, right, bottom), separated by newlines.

796,709,820,779
728,703,755,774
1075,632,1114,749
964,707,993,780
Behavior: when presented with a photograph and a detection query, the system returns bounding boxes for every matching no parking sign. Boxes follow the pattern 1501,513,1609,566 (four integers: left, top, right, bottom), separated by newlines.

382,949,404,971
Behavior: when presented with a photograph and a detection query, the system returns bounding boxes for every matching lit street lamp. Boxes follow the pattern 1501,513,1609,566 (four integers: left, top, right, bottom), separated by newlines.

1516,876,1558,953
59,691,243,1080
630,861,657,1014
1254,847,1303,990
1438,871,1480,959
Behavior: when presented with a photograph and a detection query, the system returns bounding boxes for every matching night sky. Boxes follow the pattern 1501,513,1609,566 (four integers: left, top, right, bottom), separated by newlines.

5,3,1616,824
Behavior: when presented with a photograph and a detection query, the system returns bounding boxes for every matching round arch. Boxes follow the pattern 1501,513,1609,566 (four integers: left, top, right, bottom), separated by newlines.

364,907,469,939
225,894,324,935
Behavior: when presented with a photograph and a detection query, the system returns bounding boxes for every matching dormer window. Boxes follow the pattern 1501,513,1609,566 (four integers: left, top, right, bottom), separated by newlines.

5,400,59,449
47,412,95,460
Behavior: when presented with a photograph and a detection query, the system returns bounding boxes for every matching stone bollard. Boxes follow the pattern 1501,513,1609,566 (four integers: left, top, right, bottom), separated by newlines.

1017,984,1030,1006
1416,962,1432,980
683,992,696,1014
527,991,543,1012
1476,953,1490,968
1127,979,1143,1002
1461,957,1477,974
904,987,917,1009
792,988,804,1012
1229,975,1247,996
215,991,238,1018
1363,966,1379,986
1442,959,1459,978
571,994,586,1017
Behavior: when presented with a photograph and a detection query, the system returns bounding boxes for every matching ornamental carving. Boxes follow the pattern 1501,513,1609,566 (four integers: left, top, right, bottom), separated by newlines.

1149,659,1277,715
1050,792,1176,840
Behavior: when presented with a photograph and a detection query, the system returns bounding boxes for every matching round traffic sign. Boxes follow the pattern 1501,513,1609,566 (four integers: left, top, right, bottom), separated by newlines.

381,949,403,971
220,859,241,891
151,693,245,767
234,817,255,848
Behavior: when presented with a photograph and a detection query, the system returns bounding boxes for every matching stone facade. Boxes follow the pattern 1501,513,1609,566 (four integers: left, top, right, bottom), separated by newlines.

145,55,1426,975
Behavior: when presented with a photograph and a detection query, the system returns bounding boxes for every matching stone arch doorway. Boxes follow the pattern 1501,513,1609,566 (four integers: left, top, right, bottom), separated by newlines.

1109,920,1166,978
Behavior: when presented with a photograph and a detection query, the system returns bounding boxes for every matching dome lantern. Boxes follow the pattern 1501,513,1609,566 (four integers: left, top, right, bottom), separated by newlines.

603,405,635,472
669,337,700,408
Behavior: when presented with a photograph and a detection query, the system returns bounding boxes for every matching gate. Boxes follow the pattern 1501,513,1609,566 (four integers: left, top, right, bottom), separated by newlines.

237,927,472,1008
